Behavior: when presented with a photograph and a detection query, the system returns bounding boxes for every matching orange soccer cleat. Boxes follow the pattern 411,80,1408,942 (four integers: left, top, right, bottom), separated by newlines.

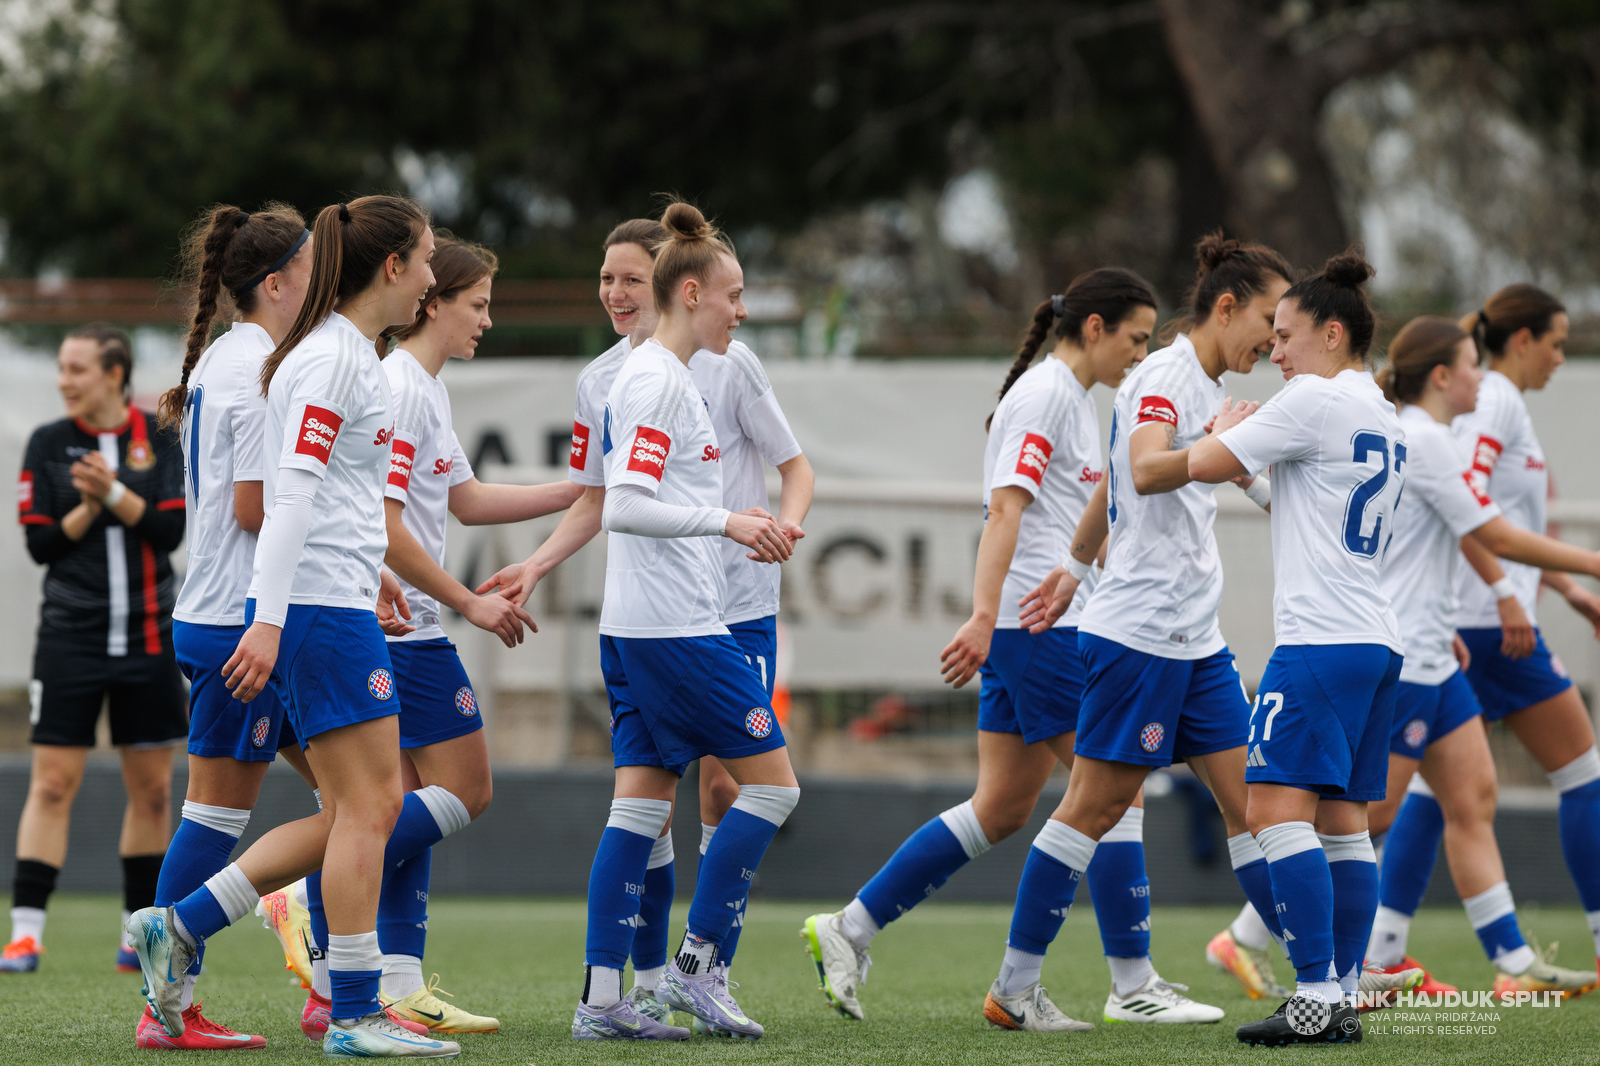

301,989,431,1041
135,1003,266,1050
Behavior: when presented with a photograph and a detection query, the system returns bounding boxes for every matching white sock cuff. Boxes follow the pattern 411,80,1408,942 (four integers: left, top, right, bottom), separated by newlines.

938,800,993,858
699,823,716,856
1406,774,1434,798
1228,832,1265,870
731,784,800,827
327,931,382,973
205,864,258,926
414,784,472,837
1101,805,1144,844
1256,821,1321,863
1463,881,1517,929
382,952,423,975
648,832,675,870
181,801,251,838
607,797,673,839
1032,819,1097,872
1549,747,1600,793
1317,831,1376,864
1587,909,1600,932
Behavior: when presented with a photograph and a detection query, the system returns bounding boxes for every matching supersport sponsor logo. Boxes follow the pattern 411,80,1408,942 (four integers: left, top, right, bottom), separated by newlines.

569,421,591,469
1464,435,1501,506
1079,466,1103,483
433,458,453,475
702,445,721,462
373,426,393,447
294,405,343,465
1013,432,1053,486
1526,455,1546,472
626,426,671,480
387,439,416,490
1135,395,1178,426
17,470,32,512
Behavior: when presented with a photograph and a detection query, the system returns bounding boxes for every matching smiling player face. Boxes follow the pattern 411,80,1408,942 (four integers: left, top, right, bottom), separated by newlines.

689,252,748,357
599,241,656,339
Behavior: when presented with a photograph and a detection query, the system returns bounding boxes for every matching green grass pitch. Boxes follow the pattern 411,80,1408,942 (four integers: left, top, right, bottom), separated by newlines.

3,895,1598,1064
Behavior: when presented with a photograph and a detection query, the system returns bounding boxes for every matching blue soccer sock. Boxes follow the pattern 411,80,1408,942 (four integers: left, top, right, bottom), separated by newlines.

1321,832,1378,995
1258,821,1337,995
1006,819,1097,956
156,802,250,983
678,786,799,973
631,833,674,981
1088,806,1150,962
386,786,471,870
171,863,258,944
1463,881,1534,972
586,798,672,983
1378,781,1443,917
856,800,992,932
1228,832,1286,946
308,871,330,997
1552,751,1600,914
327,931,382,1020
378,846,430,999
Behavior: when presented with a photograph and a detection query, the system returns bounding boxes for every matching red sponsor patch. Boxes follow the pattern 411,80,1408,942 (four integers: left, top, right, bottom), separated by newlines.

1464,434,1502,506
1013,432,1053,486
570,421,591,470
1135,395,1178,426
294,405,343,466
17,471,32,513
626,426,671,480
388,438,416,491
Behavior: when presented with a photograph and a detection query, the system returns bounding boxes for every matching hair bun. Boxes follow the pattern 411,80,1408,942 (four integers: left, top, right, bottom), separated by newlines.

661,201,712,241
1322,249,1375,289
1195,229,1242,273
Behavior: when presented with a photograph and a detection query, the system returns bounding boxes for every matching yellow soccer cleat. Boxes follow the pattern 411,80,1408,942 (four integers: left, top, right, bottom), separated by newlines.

1206,927,1289,1001
255,879,314,989
383,974,501,1034
1492,940,1599,1000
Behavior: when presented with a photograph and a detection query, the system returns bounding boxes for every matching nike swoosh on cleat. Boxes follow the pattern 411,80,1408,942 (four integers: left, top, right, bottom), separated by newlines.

414,1009,445,1022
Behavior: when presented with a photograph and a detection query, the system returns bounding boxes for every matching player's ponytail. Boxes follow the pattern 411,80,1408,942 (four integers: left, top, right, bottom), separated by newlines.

381,230,499,355
1459,283,1565,361
988,268,1158,429
1281,247,1377,359
650,200,735,312
1378,316,1469,404
160,203,307,428
1161,229,1293,343
261,195,429,394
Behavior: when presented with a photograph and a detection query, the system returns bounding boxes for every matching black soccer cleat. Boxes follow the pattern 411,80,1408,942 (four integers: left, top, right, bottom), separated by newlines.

1235,994,1362,1046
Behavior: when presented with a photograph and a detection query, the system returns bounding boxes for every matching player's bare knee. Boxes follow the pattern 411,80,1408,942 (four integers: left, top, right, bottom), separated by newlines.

706,776,741,820
29,768,82,809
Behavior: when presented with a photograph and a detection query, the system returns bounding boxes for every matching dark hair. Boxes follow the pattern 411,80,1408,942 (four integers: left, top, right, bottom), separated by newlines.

1377,316,1473,404
1460,283,1566,360
160,203,307,427
65,323,134,397
604,218,667,253
989,268,1159,429
651,201,736,311
383,229,498,353
1162,230,1293,343
1280,248,1377,359
260,195,430,394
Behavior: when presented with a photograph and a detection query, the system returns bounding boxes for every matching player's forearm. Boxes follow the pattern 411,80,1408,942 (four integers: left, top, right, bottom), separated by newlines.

1068,475,1109,565
971,505,1023,623
775,454,814,530
1460,530,1509,586
383,502,473,613
1472,517,1600,579
451,479,584,526
522,486,605,580
60,501,100,541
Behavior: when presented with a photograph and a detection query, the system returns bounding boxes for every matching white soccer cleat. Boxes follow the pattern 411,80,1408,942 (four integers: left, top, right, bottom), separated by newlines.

1104,975,1224,1023
124,907,198,1038
800,911,870,1020
983,981,1095,1032
323,1012,461,1057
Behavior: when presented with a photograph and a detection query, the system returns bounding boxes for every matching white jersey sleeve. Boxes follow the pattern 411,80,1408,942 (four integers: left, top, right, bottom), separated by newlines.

569,337,631,487
446,430,473,487
1215,375,1325,474
233,388,266,482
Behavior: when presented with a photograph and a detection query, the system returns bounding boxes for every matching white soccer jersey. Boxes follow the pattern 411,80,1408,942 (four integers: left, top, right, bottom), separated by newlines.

382,349,475,643
1451,370,1548,627
1381,405,1500,684
599,338,728,639
173,323,272,626
1079,335,1227,659
690,340,803,625
1219,369,1405,652
982,355,1101,630
248,312,392,613
568,336,631,486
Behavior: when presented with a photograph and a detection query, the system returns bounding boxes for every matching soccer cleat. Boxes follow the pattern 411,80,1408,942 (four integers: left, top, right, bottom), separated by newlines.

688,970,749,1037
800,911,869,1020
323,1012,460,1058
0,936,41,973
1493,940,1600,1000
1379,955,1455,994
1205,927,1289,1000
658,959,764,1039
622,984,675,1024
117,946,141,973
1357,961,1425,1011
303,990,431,1041
571,996,690,1040
1104,975,1225,1023
125,907,198,1038
135,1003,267,1050
1236,994,1362,1046
382,973,500,1033
257,882,315,989
983,981,1095,1032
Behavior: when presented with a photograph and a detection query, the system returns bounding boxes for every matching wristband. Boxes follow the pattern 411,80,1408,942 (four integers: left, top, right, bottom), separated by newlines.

1065,556,1092,581
1243,475,1271,510
1490,577,1516,601
103,480,126,507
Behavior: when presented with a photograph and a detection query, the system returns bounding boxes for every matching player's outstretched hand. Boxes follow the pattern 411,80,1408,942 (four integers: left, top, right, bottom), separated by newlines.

477,559,538,607
223,621,281,703
1497,594,1536,659
462,593,536,648
726,511,791,563
1208,397,1258,436
1022,564,1082,634
1561,580,1600,641
940,616,992,689
376,569,416,637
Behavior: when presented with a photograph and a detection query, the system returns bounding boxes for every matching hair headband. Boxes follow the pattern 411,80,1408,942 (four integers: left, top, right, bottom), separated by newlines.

1051,294,1065,318
235,228,311,296
1477,308,1492,329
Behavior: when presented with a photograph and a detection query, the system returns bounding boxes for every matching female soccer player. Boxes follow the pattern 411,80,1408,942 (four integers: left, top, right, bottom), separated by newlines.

1193,249,1400,1046
8,326,186,977
1354,315,1600,997
1379,284,1600,983
802,268,1164,1032
126,195,463,1059
374,231,579,1032
571,202,798,1042
975,234,1290,1031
